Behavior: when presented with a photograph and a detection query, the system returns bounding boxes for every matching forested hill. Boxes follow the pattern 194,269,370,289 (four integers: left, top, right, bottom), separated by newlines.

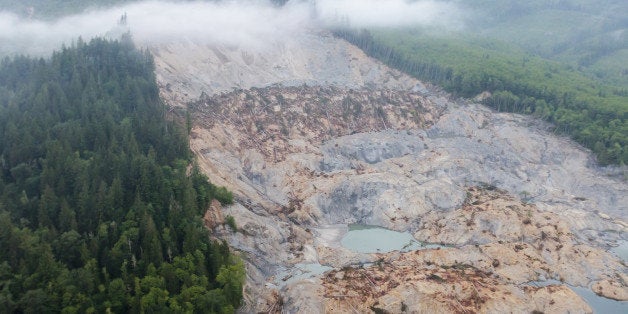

0,37,243,313
457,0,628,87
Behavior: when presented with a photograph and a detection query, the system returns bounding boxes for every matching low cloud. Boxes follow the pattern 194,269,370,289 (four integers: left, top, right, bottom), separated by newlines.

0,0,463,56
316,0,463,28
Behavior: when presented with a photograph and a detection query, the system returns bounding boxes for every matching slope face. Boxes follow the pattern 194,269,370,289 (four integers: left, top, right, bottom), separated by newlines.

151,30,421,108
153,31,627,313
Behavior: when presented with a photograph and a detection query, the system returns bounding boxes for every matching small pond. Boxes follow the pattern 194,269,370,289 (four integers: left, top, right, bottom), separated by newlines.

527,280,628,313
275,263,333,285
340,224,447,254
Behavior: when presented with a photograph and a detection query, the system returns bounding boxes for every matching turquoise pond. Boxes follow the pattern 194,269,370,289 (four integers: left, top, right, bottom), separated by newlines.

340,224,446,254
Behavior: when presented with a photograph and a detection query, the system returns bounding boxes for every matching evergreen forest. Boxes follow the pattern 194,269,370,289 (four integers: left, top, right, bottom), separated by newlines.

0,37,243,313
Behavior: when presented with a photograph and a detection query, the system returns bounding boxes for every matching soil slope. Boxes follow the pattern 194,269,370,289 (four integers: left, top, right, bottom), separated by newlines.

152,30,627,313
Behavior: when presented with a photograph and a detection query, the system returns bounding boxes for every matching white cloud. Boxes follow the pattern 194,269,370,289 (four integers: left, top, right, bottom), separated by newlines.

315,0,462,28
0,0,462,56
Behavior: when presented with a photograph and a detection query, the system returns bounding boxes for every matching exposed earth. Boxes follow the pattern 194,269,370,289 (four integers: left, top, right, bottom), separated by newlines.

151,30,627,313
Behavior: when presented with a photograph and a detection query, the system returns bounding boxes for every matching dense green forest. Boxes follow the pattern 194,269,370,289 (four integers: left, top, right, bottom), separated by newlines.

335,28,627,165
0,37,242,313
457,0,628,87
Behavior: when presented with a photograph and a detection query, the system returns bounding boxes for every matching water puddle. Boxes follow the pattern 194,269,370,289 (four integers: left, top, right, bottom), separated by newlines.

340,224,447,254
527,280,628,313
275,263,333,285
609,240,628,264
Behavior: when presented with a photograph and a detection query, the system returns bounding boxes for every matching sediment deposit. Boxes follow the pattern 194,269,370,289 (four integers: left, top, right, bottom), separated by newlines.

153,30,627,313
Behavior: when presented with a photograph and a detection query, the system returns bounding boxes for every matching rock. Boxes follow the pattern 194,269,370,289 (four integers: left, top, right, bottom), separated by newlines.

319,251,593,313
592,279,628,301
203,199,224,229
282,280,325,313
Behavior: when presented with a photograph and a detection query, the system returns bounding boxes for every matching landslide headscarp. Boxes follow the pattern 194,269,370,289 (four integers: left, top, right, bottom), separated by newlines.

151,31,421,108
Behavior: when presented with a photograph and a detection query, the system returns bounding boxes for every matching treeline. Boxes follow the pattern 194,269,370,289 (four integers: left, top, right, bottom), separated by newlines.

0,37,242,313
335,29,627,165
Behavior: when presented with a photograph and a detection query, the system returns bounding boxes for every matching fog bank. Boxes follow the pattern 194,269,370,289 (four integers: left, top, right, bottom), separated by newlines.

0,0,463,56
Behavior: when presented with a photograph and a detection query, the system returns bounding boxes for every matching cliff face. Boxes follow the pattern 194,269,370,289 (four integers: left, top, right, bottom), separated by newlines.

152,30,627,313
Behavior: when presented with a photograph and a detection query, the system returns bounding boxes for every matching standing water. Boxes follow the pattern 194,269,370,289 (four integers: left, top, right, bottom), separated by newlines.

610,240,628,264
527,280,628,313
340,224,446,253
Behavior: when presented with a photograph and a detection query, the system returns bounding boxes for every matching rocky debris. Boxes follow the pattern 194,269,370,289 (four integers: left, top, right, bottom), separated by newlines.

156,32,627,312
203,199,224,229
214,203,295,268
191,91,626,236
592,279,628,301
308,187,624,312
189,85,444,163
412,188,625,287
188,84,627,311
320,251,593,313
315,245,372,267
282,280,326,313
415,185,551,246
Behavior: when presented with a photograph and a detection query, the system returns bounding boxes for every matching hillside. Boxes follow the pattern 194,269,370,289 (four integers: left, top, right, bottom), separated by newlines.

458,0,628,87
151,29,628,312
1,1,626,312
324,0,627,166
151,30,419,109
0,37,242,313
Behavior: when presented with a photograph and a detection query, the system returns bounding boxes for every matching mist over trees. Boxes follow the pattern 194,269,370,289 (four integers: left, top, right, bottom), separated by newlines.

457,0,628,86
0,0,134,18
0,37,242,313
0,0,289,19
